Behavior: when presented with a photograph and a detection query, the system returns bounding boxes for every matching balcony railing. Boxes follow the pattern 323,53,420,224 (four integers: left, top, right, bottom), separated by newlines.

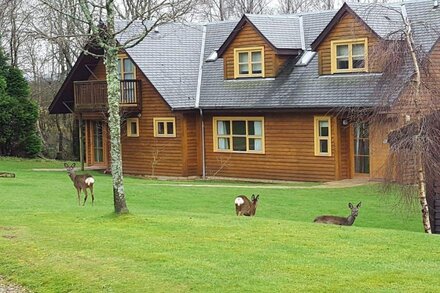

74,80,141,112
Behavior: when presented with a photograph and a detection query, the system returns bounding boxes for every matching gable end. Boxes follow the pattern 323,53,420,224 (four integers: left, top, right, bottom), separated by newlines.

311,3,381,51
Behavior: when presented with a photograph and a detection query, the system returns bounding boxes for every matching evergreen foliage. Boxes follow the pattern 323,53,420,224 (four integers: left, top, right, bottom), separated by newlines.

6,67,30,98
0,47,41,157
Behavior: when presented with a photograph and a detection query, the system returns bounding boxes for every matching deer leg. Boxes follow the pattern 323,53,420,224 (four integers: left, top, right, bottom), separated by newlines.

76,188,81,206
83,188,88,206
90,185,94,206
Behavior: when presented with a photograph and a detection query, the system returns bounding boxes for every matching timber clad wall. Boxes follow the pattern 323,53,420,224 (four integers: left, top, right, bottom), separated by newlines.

223,23,288,79
369,120,392,179
183,114,199,176
339,125,350,179
317,12,381,75
204,113,340,181
84,59,199,177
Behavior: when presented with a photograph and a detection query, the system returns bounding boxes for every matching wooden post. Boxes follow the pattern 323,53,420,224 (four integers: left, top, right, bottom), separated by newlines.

79,114,84,171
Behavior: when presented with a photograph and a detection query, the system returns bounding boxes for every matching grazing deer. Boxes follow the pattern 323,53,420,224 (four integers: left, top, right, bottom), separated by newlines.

235,194,259,216
314,202,361,226
64,163,95,206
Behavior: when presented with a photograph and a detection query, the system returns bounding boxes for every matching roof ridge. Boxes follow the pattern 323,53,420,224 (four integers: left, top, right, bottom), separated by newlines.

362,0,435,6
245,13,299,19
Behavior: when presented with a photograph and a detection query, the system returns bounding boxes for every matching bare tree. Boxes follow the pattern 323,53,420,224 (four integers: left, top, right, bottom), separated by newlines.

233,0,272,16
0,0,33,68
196,0,235,21
344,4,440,233
38,0,195,214
278,0,314,14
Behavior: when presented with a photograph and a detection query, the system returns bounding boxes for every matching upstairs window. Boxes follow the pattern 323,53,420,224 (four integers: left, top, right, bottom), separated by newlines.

331,39,367,74
117,56,137,103
234,47,265,78
117,56,135,80
214,117,264,153
314,116,332,156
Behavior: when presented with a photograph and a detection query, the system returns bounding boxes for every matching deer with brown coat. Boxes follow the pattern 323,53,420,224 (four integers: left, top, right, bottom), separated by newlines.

314,202,361,226
235,194,259,216
64,163,95,206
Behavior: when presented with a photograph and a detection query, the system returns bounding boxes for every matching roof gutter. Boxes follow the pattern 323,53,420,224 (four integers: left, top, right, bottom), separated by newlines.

196,24,207,179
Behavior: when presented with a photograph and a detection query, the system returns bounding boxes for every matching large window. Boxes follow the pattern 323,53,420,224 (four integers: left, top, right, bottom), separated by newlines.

213,117,264,153
234,47,265,78
353,122,370,174
93,121,104,163
154,118,176,137
314,116,331,156
331,38,368,74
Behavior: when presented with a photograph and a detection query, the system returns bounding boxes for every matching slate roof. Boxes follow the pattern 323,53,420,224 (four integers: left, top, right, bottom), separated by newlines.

349,2,404,39
301,10,338,49
198,0,440,109
244,14,302,49
117,22,204,109
199,19,385,109
405,0,440,51
49,0,440,113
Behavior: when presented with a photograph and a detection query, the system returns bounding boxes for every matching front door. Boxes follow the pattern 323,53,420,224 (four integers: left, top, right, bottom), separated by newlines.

353,122,370,176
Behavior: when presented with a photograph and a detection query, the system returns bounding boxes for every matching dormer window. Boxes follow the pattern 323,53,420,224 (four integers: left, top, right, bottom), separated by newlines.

331,38,368,74
234,47,265,78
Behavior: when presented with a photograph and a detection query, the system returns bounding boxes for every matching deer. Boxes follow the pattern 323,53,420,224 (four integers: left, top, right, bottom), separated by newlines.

234,194,259,216
64,163,95,206
314,202,361,226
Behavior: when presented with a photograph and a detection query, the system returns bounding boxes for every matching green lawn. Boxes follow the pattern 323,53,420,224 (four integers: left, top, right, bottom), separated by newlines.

0,157,439,292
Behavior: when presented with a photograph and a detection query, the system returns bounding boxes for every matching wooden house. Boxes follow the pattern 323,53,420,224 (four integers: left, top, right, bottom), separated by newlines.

49,1,440,182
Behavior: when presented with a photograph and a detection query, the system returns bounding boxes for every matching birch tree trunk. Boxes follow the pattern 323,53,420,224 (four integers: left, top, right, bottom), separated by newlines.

103,0,129,214
403,12,431,233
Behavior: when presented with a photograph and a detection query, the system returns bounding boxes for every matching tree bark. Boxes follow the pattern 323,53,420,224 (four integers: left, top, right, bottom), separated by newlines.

104,0,129,214
403,12,431,233
417,150,431,233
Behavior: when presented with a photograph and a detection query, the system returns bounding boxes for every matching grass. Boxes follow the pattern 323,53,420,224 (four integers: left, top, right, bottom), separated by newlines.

0,157,439,292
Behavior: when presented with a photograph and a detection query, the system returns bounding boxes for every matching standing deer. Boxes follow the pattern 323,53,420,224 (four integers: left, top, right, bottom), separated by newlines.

235,194,259,216
64,163,95,206
314,202,361,226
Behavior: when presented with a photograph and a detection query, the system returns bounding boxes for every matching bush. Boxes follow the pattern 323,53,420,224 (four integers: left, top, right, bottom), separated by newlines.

6,67,29,99
22,132,42,157
0,48,41,158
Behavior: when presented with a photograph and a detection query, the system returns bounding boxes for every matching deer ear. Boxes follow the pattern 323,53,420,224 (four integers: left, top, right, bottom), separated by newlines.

357,202,362,208
348,203,353,209
256,195,259,200
64,163,68,168
251,194,255,200
71,163,76,168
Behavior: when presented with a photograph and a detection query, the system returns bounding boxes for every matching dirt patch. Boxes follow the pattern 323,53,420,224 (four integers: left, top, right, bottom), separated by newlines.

1,235,16,239
0,276,29,293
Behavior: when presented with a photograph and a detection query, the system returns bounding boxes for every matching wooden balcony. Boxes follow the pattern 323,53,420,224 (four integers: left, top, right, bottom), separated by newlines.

74,80,142,112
